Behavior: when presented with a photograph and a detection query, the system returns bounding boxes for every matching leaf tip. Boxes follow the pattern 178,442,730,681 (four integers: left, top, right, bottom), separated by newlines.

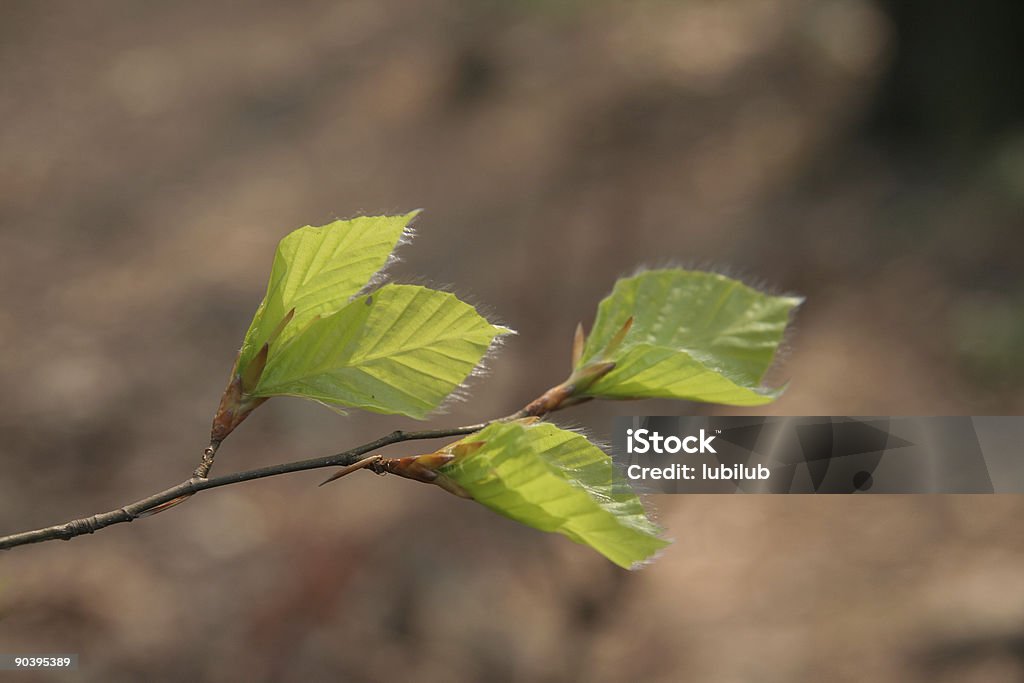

625,538,674,570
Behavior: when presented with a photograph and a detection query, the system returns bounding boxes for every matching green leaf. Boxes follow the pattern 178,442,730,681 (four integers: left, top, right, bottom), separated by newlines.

252,284,511,418
440,421,670,569
578,269,801,405
237,211,419,373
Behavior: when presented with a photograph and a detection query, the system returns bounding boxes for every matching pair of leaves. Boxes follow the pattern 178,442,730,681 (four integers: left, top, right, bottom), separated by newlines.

213,212,509,445
574,269,801,406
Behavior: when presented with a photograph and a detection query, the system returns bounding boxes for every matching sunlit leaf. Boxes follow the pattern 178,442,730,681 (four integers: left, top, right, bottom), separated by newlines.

237,211,419,374
252,284,511,418
439,421,670,569
578,269,801,405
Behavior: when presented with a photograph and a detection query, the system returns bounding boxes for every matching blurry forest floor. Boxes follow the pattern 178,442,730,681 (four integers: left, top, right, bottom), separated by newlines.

1,1,1023,681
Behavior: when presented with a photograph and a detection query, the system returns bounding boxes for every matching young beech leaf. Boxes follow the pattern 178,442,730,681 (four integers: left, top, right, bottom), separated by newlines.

236,211,420,376
210,211,509,446
251,284,512,418
577,269,801,406
437,421,670,569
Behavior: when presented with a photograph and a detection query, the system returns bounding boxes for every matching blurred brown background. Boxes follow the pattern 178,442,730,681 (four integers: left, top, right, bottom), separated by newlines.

2,1,1024,681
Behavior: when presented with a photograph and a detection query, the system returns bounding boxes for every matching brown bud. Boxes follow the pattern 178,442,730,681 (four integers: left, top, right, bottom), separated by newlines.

571,322,586,368
603,316,633,358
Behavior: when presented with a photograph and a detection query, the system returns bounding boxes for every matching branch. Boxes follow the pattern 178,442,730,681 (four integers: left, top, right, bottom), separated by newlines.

0,422,493,551
0,354,603,553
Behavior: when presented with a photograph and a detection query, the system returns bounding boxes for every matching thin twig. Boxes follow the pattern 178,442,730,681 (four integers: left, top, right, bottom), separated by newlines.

0,422,490,551
0,377,567,552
